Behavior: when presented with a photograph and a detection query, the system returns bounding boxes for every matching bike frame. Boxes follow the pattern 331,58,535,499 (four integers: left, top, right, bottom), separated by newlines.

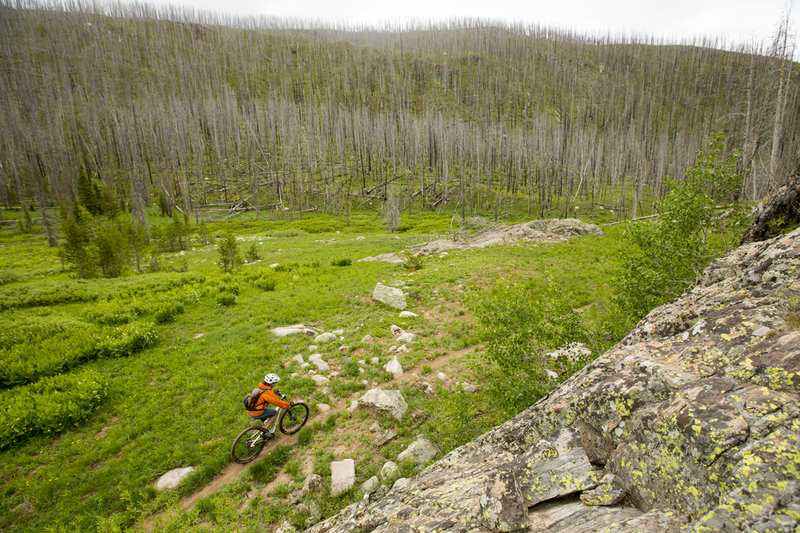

246,405,285,447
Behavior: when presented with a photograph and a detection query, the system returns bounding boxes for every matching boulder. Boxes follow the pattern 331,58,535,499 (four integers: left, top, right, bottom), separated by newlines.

271,324,317,337
740,168,800,244
292,354,306,365
397,332,416,343
355,388,408,420
311,375,330,386
373,283,407,310
399,311,419,318
397,435,440,465
373,429,397,447
361,476,380,494
392,478,411,490
155,467,195,490
317,403,331,413
303,473,324,494
380,461,399,480
314,333,337,344
382,357,403,378
308,354,330,372
330,459,356,496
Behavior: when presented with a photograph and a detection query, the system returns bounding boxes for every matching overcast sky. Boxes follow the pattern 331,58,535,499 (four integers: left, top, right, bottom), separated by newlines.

119,0,797,51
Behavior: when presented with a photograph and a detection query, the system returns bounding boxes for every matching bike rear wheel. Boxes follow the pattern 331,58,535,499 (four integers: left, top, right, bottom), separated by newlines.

231,426,267,464
279,402,309,435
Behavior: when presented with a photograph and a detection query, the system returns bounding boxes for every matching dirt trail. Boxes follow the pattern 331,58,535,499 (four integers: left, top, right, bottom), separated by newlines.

182,397,349,511
143,345,478,530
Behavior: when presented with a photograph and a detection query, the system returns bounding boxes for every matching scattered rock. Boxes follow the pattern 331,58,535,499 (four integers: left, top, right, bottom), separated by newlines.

420,382,435,395
357,252,404,264
361,476,380,494
292,354,306,365
369,422,381,432
311,375,330,386
330,459,356,496
392,478,411,490
308,354,330,372
397,332,416,343
309,345,318,352
338,345,350,354
399,311,419,318
373,283,408,309
361,335,374,343
314,333,337,344
271,324,317,337
436,371,448,381
373,430,397,447
155,467,195,490
383,357,403,378
355,389,408,421
460,382,477,392
380,461,399,480
397,435,440,465
371,357,380,364
275,519,297,533
390,324,404,336
332,329,345,336
303,473,324,494
317,403,331,413
395,345,410,354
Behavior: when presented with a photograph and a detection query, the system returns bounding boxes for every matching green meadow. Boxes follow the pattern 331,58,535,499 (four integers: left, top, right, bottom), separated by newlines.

0,209,627,531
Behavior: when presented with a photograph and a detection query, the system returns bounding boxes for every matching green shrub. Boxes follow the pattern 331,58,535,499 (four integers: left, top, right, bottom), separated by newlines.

0,322,157,388
473,278,589,417
247,445,292,483
0,369,107,449
296,426,313,447
0,272,205,311
216,292,236,306
245,243,261,262
401,253,424,272
0,270,21,286
330,258,352,267
217,283,240,295
153,301,185,324
252,277,276,291
218,232,242,272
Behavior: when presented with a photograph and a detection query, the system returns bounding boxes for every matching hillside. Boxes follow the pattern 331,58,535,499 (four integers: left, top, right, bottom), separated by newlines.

1,2,798,223
306,217,800,532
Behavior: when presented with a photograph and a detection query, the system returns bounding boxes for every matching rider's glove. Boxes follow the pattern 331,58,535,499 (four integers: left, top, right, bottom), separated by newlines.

289,401,295,406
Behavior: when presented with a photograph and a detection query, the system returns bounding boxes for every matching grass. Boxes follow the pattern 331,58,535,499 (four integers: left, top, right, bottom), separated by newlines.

0,208,628,532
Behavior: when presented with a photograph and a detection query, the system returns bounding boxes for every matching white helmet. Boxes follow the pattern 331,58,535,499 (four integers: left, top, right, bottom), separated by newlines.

264,373,280,385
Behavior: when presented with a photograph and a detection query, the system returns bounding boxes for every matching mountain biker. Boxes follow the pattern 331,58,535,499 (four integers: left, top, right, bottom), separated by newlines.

246,373,291,436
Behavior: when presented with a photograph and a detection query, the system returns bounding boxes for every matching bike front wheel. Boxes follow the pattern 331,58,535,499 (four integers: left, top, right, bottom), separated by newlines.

231,426,267,464
279,402,309,435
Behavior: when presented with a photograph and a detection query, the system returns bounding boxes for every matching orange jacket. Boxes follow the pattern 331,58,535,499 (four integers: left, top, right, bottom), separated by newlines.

246,382,290,416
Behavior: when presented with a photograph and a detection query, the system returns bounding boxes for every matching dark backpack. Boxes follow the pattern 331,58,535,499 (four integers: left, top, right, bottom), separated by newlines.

243,387,263,410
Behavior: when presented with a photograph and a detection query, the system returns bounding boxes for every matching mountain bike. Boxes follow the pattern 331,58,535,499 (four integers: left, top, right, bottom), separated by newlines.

231,395,310,464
